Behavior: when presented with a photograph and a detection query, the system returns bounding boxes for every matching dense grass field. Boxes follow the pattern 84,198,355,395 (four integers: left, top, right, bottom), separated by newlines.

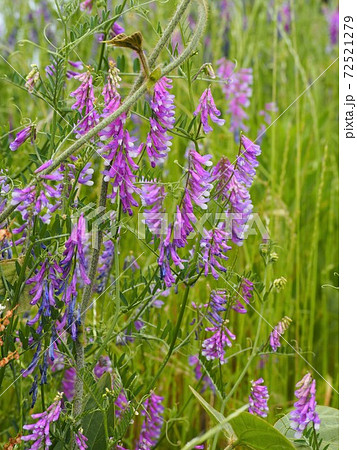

0,0,338,448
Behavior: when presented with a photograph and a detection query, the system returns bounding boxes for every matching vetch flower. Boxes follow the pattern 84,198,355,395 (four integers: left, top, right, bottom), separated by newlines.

136,391,164,449
75,429,88,450
269,316,292,352
217,58,252,137
9,125,36,151
202,325,236,364
96,238,115,293
200,225,231,279
99,63,142,213
290,373,320,438
70,70,99,137
140,180,166,236
158,223,184,288
232,278,253,314
146,77,175,167
188,355,215,393
194,87,225,134
94,355,112,379
249,378,269,417
187,148,213,209
22,392,63,449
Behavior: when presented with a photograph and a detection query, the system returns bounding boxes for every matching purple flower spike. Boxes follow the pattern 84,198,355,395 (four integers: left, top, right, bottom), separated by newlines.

188,355,215,393
146,77,175,167
136,391,164,449
217,59,252,135
233,278,253,314
70,71,99,137
249,378,269,417
200,225,231,279
94,355,112,379
269,316,292,352
35,159,53,173
140,180,166,236
75,429,88,450
202,325,236,364
187,148,213,209
22,392,63,449
157,223,184,287
194,88,225,134
10,125,35,151
290,373,320,438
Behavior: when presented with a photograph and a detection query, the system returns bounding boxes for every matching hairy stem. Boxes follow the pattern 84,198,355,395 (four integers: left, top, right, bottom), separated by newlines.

73,179,109,422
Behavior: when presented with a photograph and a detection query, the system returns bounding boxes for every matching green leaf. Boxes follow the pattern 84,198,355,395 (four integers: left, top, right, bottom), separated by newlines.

189,386,235,439
82,373,115,450
274,405,339,449
230,412,295,449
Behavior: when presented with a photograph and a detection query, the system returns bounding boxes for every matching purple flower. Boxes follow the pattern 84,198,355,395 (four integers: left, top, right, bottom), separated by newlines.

217,59,252,136
140,180,166,236
249,378,269,417
75,429,88,449
269,316,292,352
22,392,63,449
26,259,60,328
136,392,164,449
158,224,184,287
9,125,35,151
146,77,175,167
70,71,99,137
200,225,231,279
62,367,76,401
212,135,261,246
202,325,236,364
80,0,93,12
115,391,129,418
188,355,215,393
326,8,339,46
94,355,112,379
290,373,320,438
96,238,115,293
99,63,142,213
232,278,253,314
207,289,227,326
187,148,213,209
278,3,291,33
194,88,225,134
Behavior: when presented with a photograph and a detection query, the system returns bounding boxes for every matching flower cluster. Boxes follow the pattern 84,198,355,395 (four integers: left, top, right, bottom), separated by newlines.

217,58,253,137
146,77,175,167
232,278,253,314
188,355,215,393
213,135,261,245
194,87,225,134
248,378,269,417
136,392,164,449
290,373,320,438
201,290,236,364
9,124,36,151
140,180,166,236
269,316,292,352
70,70,99,137
22,392,63,449
98,62,142,214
